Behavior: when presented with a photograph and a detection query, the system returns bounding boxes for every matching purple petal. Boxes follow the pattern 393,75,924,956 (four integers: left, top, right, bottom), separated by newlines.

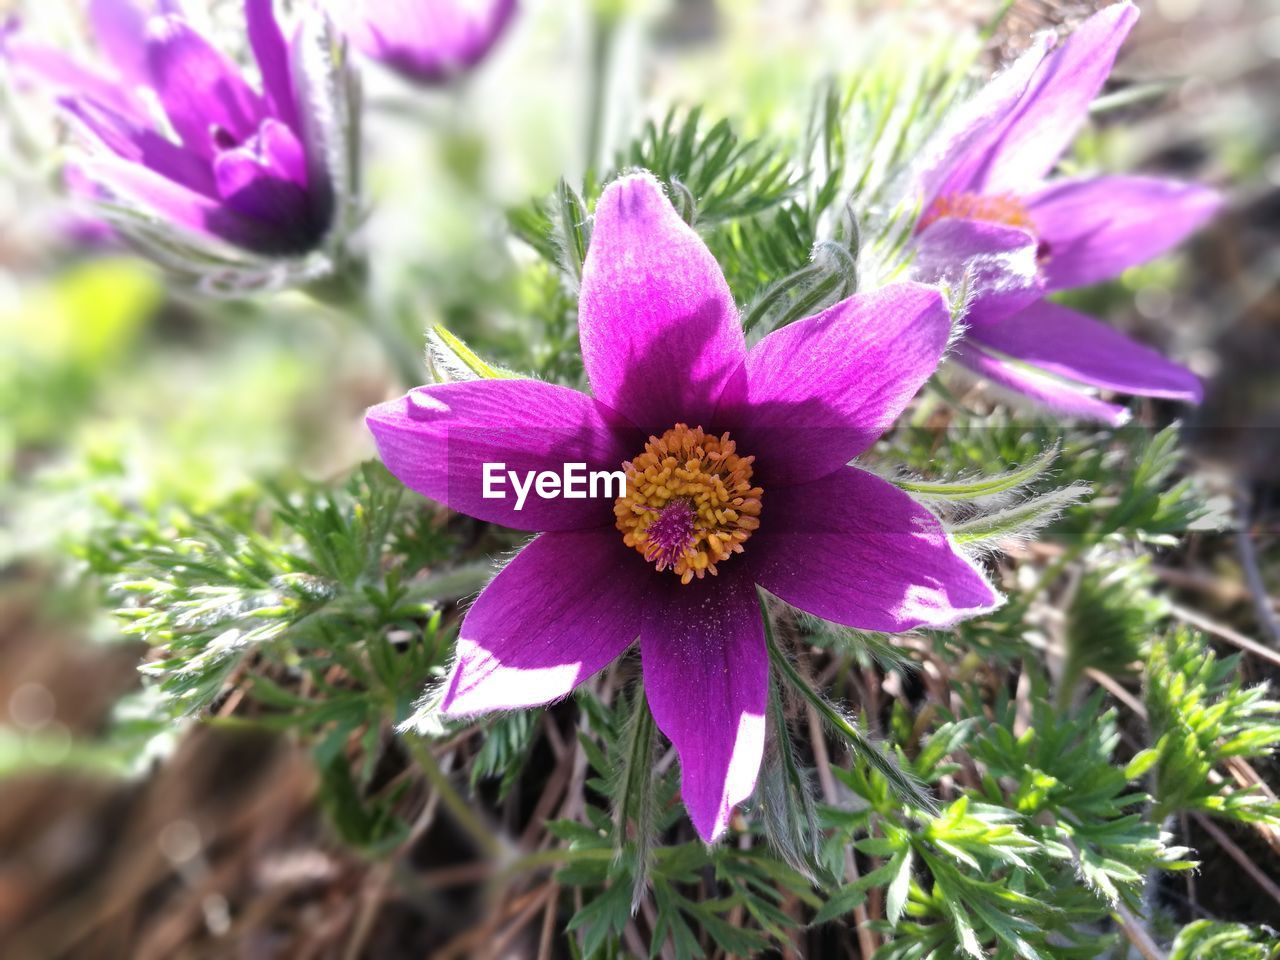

341,0,517,83
213,119,317,249
145,14,265,157
84,152,280,250
255,117,308,185
59,94,215,195
976,3,1140,194
88,0,151,85
950,341,1130,425
911,218,1044,327
441,529,648,715
60,163,118,246
366,379,640,532
1028,175,1222,291
578,172,745,433
917,34,1052,202
715,283,951,488
749,468,1000,632
641,563,766,843
245,0,300,132
3,39,142,116
970,300,1203,403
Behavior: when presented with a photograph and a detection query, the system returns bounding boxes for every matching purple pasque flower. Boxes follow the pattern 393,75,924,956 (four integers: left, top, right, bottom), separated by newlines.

334,0,516,84
367,172,999,842
911,2,1220,425
4,0,360,289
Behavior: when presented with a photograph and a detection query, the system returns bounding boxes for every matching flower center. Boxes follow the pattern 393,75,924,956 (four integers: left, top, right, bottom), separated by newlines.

918,191,1034,234
211,125,241,151
614,424,763,584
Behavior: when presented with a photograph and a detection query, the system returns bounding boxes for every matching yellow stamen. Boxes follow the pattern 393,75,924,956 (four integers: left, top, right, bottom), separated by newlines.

614,424,763,584
918,191,1034,233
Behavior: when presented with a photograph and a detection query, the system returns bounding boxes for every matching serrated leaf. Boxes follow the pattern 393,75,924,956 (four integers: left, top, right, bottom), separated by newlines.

812,882,868,925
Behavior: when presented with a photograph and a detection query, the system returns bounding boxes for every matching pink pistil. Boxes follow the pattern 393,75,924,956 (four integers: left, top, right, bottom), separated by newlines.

643,500,696,571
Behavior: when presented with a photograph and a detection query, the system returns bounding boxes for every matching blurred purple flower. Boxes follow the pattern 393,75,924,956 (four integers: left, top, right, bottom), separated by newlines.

912,1,1221,424
367,172,999,842
335,0,516,84
59,164,119,249
4,0,360,284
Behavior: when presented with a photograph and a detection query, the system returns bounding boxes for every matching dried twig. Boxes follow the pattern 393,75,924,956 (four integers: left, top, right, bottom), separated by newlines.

1235,492,1280,645
806,702,879,959
341,862,392,960
1113,902,1168,960
537,885,559,960
1192,813,1280,908
1168,603,1280,669
485,883,558,959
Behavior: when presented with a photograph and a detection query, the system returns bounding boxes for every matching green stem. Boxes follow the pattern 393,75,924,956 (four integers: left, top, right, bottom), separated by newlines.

759,592,937,814
615,686,656,837
492,846,614,890
1031,540,1087,599
908,388,940,428
402,562,496,605
614,686,657,904
741,264,824,332
761,597,856,745
371,310,427,389
401,734,502,858
307,262,424,388
584,6,621,174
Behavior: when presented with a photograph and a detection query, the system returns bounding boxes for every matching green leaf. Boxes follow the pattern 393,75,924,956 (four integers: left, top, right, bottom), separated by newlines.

949,483,1092,547
893,442,1060,502
1060,558,1163,699
425,323,523,381
471,711,537,800
886,849,913,924
1169,920,1280,960
566,875,632,957
553,177,590,282
812,882,868,925
619,108,801,224
1123,748,1159,781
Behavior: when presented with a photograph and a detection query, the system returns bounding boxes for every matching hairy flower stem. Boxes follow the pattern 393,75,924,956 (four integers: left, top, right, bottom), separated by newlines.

308,262,425,388
614,687,657,906
401,734,502,858
614,688,656,839
759,592,937,815
741,264,824,332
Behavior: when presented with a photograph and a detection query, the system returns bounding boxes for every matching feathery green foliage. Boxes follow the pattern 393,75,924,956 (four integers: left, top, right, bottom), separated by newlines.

6,7,1273,956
